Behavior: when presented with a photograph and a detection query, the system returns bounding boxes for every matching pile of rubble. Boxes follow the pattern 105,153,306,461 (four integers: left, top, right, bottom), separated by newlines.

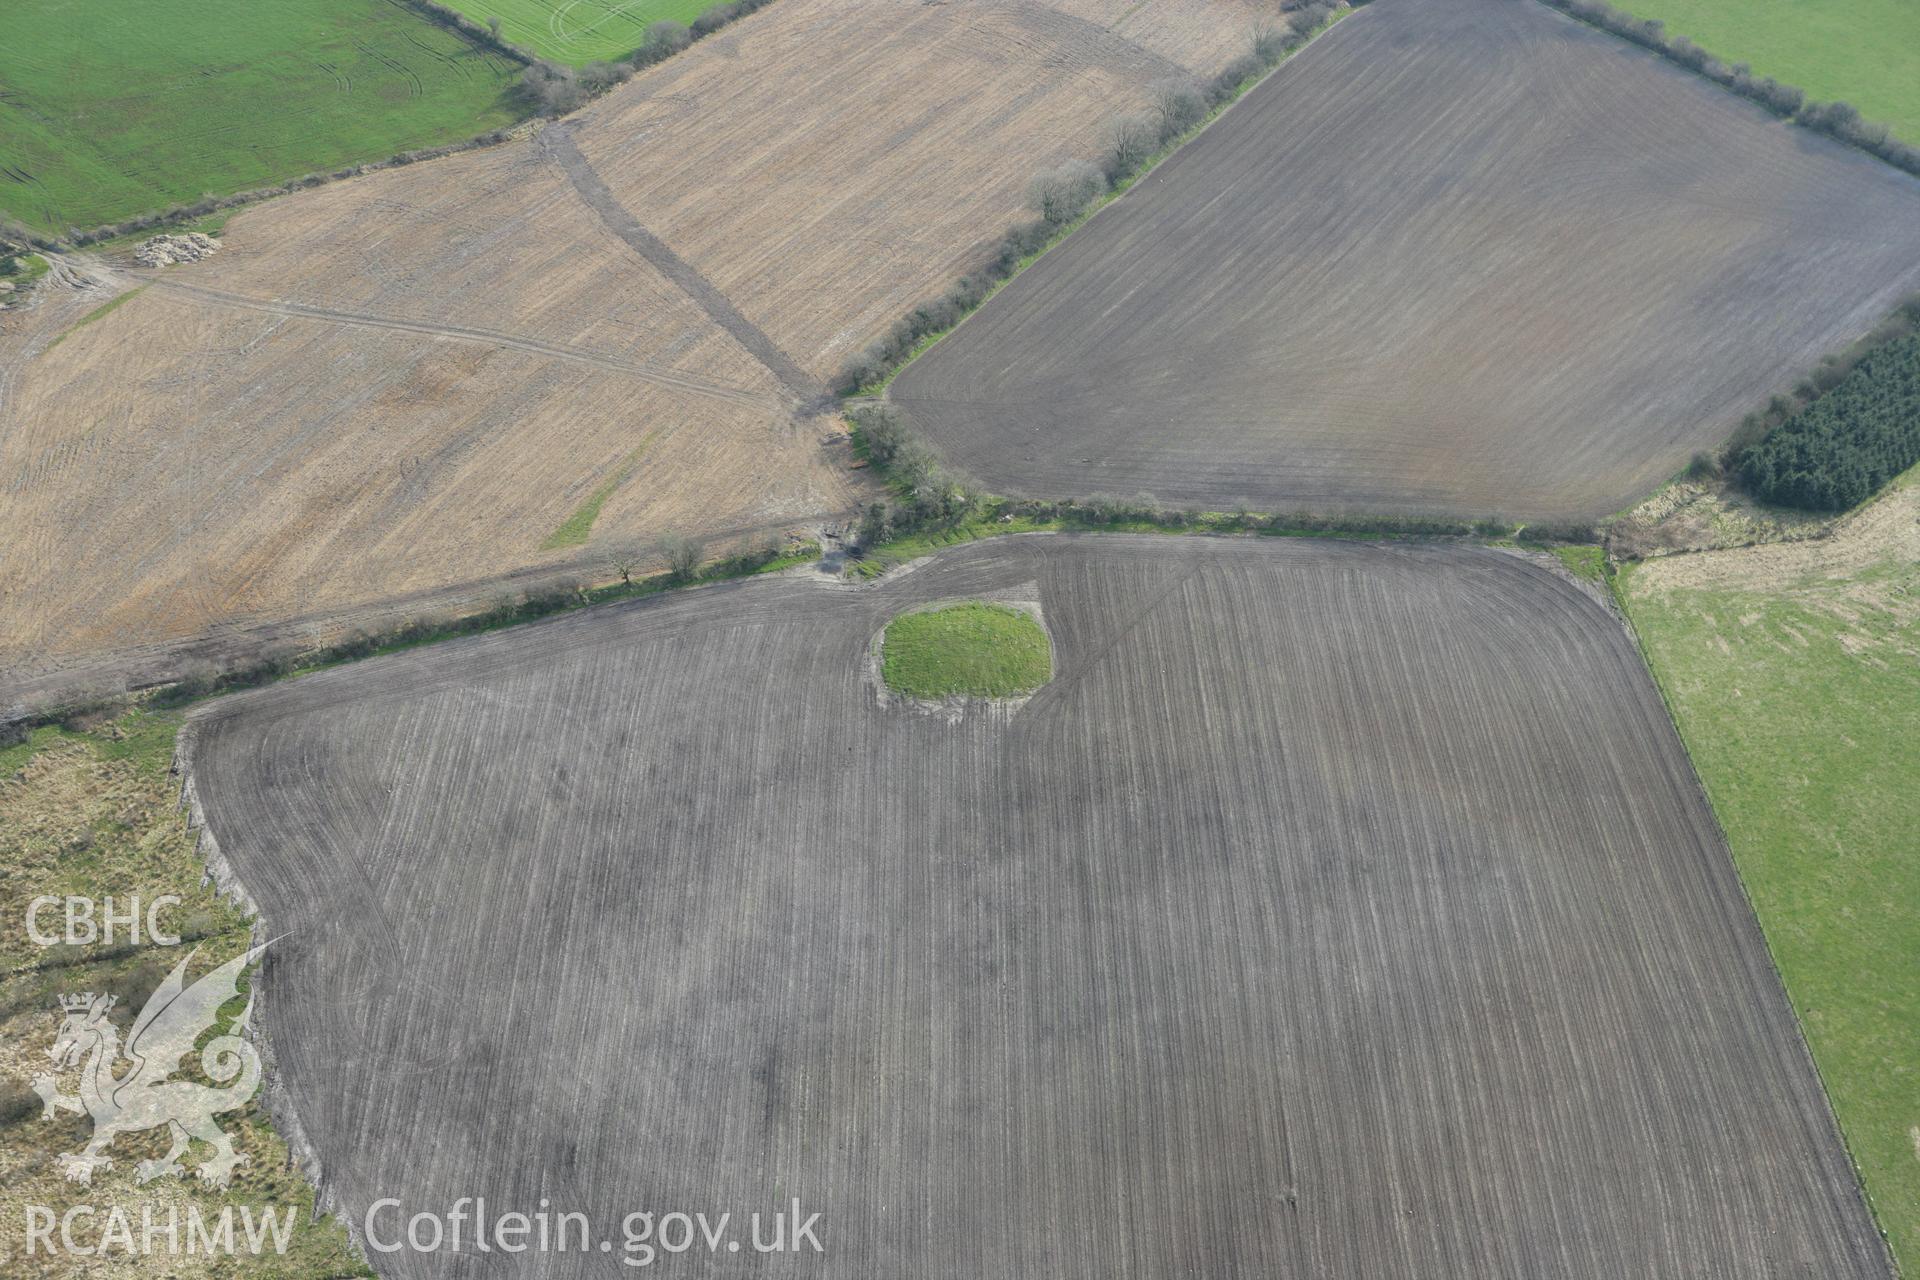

134,232,220,268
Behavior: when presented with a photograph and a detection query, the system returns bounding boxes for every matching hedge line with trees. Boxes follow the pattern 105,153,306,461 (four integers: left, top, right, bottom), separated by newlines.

836,7,1340,395
1542,0,1920,178
1736,327,1920,511
844,405,1583,561
518,0,778,115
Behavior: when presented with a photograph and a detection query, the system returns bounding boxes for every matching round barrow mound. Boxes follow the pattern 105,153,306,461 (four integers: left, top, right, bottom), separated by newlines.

880,601,1050,698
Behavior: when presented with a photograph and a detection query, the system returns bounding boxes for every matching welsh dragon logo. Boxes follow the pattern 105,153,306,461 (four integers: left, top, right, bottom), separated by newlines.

29,945,266,1188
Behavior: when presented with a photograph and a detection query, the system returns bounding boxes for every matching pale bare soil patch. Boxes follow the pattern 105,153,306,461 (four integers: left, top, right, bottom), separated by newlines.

0,0,1266,710
1634,470,1920,602
1606,477,1834,558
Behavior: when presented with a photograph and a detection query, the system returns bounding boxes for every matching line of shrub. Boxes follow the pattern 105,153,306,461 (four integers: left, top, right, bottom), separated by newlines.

1541,0,1920,177
1,537,816,730
517,0,778,114
1734,327,1920,512
835,6,1341,396
138,536,810,709
845,405,1592,565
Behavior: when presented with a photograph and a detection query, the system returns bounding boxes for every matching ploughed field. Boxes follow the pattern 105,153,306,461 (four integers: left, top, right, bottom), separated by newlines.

183,536,1887,1278
889,0,1920,522
0,0,1268,709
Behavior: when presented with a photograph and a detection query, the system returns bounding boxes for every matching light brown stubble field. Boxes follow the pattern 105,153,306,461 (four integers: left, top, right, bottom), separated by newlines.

0,0,1268,709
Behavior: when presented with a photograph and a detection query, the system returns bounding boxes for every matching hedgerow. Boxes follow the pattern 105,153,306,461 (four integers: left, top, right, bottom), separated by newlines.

836,8,1340,396
1540,0,1920,178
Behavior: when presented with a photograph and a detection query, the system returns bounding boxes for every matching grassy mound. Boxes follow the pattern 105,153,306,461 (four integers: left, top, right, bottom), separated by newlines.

881,602,1050,699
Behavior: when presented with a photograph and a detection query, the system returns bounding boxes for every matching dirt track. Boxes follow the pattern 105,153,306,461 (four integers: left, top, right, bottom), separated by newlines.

890,0,1920,521
184,535,1888,1278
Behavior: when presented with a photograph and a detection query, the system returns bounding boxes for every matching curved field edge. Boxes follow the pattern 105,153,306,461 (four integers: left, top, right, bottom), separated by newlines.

0,711,366,1276
173,534,1888,1275
0,0,528,236
1619,469,1920,1271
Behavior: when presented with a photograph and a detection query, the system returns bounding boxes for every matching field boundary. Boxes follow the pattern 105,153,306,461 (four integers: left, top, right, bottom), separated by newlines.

839,4,1352,397
1534,0,1920,178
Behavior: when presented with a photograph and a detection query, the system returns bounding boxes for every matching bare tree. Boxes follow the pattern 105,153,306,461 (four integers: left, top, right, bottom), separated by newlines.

1151,79,1207,140
657,534,705,584
646,20,692,54
1252,21,1292,64
580,60,630,93
1104,113,1160,179
520,61,582,115
604,538,645,587
1026,160,1106,225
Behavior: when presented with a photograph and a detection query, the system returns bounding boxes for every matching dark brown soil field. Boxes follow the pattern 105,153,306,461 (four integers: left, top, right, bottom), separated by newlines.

889,0,1920,521
182,536,1887,1277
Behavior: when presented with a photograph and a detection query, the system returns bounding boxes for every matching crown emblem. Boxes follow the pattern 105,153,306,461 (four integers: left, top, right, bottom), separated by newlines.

59,992,114,1014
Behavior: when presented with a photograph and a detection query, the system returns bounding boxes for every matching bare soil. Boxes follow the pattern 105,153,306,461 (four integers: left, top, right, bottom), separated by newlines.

182,535,1888,1278
889,0,1920,521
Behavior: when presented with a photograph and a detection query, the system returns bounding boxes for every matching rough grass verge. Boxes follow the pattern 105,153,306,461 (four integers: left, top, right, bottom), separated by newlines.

0,712,367,1276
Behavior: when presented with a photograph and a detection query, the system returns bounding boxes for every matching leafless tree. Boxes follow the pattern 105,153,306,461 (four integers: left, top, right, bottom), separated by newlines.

657,534,705,584
1151,79,1207,140
1027,160,1106,225
646,20,692,55
1104,113,1160,179
604,539,646,587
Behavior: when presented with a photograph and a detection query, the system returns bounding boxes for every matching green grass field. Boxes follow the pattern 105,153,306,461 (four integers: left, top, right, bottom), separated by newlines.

881,603,1052,699
1624,475,1920,1271
0,0,528,236
441,0,719,64
1619,0,1920,141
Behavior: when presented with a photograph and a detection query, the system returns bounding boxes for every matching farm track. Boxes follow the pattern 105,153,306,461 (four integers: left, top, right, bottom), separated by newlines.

891,0,1920,521
183,535,1890,1278
539,124,831,411
151,278,781,410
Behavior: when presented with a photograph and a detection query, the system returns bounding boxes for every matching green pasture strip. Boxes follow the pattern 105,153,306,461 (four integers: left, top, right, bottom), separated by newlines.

1615,0,1920,142
439,0,720,64
542,429,665,549
0,0,527,236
